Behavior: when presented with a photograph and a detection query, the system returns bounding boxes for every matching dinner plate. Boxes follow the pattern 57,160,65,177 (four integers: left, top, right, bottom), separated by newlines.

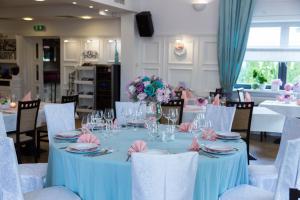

202,144,235,155
66,143,99,154
55,131,81,139
216,131,241,140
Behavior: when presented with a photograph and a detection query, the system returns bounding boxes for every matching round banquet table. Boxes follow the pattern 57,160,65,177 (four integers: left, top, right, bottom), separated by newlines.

46,128,249,200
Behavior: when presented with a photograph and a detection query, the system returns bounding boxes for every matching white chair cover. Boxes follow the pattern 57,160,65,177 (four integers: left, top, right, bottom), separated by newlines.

44,103,75,144
0,113,7,137
205,105,236,132
249,117,300,192
220,138,300,200
0,137,80,200
0,137,24,200
131,152,198,200
115,101,146,125
18,163,48,193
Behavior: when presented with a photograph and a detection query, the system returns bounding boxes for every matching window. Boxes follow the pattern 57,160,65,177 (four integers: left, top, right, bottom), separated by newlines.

236,22,300,88
247,27,281,48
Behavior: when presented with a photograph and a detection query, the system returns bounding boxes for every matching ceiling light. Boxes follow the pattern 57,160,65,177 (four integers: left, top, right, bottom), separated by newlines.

80,16,92,20
104,9,109,12
99,11,107,16
192,0,208,11
35,0,45,1
22,17,33,21
64,40,69,43
89,5,94,8
72,1,77,5
108,39,114,43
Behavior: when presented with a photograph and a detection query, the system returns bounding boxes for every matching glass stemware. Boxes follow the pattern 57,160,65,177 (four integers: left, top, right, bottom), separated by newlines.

169,108,179,133
104,108,115,136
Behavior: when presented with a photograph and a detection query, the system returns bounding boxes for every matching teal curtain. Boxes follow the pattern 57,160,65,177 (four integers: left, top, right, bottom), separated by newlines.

218,0,256,92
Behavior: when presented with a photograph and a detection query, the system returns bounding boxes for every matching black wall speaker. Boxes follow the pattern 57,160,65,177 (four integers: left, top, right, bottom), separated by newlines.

136,11,154,37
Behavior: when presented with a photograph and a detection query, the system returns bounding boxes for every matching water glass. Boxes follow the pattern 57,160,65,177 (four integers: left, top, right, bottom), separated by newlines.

104,108,115,135
169,108,179,133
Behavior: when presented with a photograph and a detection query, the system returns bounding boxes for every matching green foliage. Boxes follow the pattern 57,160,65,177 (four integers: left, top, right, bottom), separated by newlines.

237,61,278,84
287,62,300,83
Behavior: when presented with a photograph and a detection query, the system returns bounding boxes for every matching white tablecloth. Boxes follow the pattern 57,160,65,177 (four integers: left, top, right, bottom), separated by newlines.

259,100,300,118
182,105,285,133
1,103,46,133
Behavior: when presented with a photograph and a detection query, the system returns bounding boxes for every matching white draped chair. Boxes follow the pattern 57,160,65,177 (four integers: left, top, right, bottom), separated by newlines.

131,152,198,200
0,113,6,137
220,138,300,200
249,117,300,192
0,137,81,200
115,101,146,125
205,104,236,132
0,112,47,194
44,103,75,144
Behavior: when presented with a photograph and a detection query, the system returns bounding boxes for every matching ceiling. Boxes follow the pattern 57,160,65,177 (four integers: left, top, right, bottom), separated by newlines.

0,0,128,20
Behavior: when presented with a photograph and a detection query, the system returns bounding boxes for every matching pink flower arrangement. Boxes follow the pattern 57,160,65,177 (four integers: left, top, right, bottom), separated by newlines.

284,83,293,91
127,75,173,103
196,98,208,107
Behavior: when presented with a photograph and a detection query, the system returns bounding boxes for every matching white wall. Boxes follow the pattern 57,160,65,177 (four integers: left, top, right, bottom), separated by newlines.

121,0,221,99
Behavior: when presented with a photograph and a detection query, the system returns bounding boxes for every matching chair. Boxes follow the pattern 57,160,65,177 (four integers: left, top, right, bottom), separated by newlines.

237,88,245,102
249,117,300,192
115,102,146,125
220,138,300,200
131,152,198,200
0,137,81,200
290,188,300,200
44,103,75,144
9,100,40,163
0,110,47,193
160,99,184,125
37,95,78,154
0,112,6,137
205,104,236,132
226,101,254,163
174,91,183,100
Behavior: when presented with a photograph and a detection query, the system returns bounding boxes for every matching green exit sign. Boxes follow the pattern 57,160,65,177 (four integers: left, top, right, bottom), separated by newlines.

33,24,46,32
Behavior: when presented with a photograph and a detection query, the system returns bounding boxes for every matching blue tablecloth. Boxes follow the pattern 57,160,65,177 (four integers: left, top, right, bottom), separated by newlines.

47,128,248,200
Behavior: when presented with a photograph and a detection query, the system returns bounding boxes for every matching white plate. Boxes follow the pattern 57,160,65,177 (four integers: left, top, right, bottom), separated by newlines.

68,143,98,151
217,131,241,139
66,146,100,154
144,149,169,155
203,144,234,153
55,131,81,138
202,147,235,155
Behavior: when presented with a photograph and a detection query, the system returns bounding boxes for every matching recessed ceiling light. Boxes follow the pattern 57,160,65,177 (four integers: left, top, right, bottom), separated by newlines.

99,11,107,16
64,40,69,43
35,0,45,1
89,5,94,8
72,1,77,5
22,17,33,21
80,16,92,20
104,9,109,12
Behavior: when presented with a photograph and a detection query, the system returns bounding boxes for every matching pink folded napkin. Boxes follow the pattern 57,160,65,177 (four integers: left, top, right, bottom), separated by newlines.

77,133,100,145
81,125,92,134
22,92,32,101
128,140,147,156
212,94,220,106
189,137,200,152
201,129,217,141
179,122,192,132
245,92,252,102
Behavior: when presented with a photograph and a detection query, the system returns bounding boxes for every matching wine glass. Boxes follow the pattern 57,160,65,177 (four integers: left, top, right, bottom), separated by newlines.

94,110,103,130
104,108,115,135
169,108,179,133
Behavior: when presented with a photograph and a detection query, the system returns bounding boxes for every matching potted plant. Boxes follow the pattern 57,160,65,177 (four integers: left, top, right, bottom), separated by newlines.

253,69,267,90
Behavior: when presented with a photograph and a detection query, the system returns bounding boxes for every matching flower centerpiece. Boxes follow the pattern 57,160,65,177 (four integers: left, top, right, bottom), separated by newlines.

127,75,173,103
284,83,293,92
271,79,282,92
